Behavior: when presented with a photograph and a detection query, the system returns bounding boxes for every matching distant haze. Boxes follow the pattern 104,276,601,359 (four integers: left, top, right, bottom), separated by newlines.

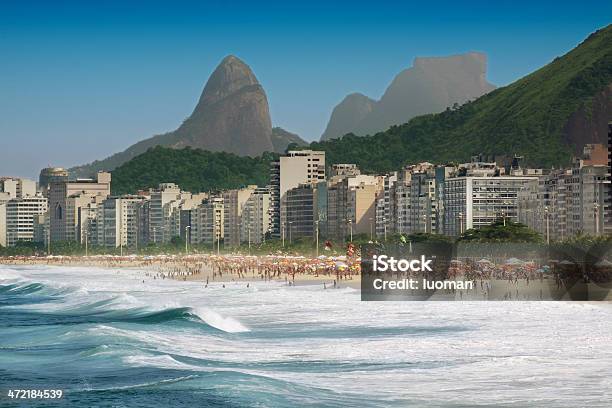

321,52,495,141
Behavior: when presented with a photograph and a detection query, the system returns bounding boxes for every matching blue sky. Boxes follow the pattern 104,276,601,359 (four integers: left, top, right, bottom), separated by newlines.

1,1,611,177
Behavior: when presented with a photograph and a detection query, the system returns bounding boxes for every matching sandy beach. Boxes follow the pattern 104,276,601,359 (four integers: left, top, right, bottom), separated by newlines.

0,254,362,290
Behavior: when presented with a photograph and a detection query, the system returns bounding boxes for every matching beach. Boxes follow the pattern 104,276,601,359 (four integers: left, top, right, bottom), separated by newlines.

0,254,362,289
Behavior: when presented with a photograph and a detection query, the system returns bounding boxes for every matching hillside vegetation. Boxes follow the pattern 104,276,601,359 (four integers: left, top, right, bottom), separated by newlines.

111,146,275,195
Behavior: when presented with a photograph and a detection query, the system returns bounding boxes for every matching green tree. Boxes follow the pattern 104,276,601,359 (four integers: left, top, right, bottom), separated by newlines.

458,221,543,243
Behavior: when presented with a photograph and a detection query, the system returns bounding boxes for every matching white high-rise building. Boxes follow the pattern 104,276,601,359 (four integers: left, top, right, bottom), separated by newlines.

191,197,224,247
270,150,325,237
240,187,271,245
223,185,258,247
49,172,111,242
95,196,146,249
4,194,48,246
443,176,538,236
148,183,185,244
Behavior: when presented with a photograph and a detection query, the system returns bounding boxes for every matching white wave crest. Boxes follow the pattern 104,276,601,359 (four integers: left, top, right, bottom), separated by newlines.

191,307,250,333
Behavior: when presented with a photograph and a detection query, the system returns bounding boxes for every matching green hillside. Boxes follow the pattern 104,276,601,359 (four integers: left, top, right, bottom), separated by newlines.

308,25,612,171
111,146,276,195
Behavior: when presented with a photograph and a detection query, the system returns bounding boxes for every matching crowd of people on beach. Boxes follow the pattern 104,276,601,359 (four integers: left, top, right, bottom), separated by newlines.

2,252,610,298
0,253,361,288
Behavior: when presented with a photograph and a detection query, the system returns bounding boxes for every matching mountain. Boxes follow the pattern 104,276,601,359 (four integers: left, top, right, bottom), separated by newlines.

271,127,308,153
321,93,375,142
110,25,610,195
320,52,496,141
310,25,612,170
71,55,278,177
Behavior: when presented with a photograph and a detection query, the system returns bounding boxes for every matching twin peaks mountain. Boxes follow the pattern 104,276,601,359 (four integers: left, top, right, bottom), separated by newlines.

321,52,496,141
71,56,306,177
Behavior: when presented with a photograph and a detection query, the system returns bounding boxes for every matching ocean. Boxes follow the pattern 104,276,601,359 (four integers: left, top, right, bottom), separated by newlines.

1,264,611,407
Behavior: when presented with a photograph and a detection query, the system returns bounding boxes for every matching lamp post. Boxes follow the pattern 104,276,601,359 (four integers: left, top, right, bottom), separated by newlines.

594,202,600,236
185,225,191,254
459,212,464,235
422,214,427,233
501,210,506,227
281,222,285,248
248,225,251,254
315,219,320,257
544,206,550,244
288,221,293,246
382,216,387,241
47,225,51,255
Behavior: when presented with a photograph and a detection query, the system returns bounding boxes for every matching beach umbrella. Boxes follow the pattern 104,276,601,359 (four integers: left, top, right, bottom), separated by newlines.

505,258,524,265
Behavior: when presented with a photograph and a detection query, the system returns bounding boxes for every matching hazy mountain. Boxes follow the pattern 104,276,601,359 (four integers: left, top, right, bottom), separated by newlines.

320,52,496,141
320,93,375,142
271,127,308,153
312,25,612,169
71,55,280,177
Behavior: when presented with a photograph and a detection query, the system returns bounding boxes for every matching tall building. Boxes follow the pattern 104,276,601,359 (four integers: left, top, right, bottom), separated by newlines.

327,172,382,240
94,195,146,248
607,122,612,234
49,172,111,242
148,183,190,244
0,203,6,247
4,195,48,246
518,144,610,240
191,197,224,246
39,167,69,196
443,175,538,236
375,172,397,238
285,182,327,240
270,150,325,237
240,187,272,245
0,178,36,199
63,193,104,243
223,185,258,247
394,163,438,235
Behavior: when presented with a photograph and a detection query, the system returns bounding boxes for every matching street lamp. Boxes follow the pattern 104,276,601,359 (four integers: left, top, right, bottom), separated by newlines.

281,222,285,248
288,221,293,245
544,206,550,244
47,224,51,255
315,219,320,257
382,216,387,241
594,202,600,236
248,225,251,254
458,212,464,235
185,225,191,254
